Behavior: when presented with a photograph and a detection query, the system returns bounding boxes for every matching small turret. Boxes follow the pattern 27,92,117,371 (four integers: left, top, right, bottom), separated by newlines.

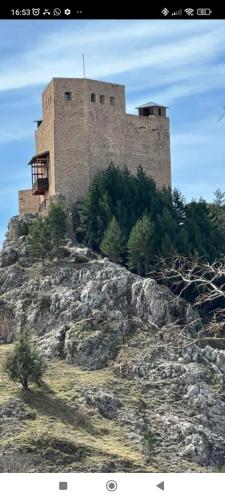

136,102,167,117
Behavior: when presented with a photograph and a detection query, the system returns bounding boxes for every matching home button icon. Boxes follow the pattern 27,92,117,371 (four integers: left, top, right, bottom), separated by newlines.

106,480,118,492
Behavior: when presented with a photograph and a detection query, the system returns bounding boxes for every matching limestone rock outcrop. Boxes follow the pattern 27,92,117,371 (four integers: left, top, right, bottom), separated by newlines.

1,215,225,472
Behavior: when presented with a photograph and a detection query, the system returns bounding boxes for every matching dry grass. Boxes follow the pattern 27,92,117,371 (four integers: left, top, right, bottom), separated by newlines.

0,345,145,472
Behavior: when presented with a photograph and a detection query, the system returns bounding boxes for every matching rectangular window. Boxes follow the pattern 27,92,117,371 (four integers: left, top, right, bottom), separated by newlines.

110,96,115,106
143,108,149,117
91,93,96,102
64,92,72,101
100,95,105,104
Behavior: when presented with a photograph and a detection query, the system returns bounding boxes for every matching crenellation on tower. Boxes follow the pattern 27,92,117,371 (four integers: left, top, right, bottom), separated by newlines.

18,77,171,215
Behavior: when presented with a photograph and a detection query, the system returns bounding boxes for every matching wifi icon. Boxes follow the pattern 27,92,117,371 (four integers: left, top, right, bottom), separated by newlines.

184,8,194,15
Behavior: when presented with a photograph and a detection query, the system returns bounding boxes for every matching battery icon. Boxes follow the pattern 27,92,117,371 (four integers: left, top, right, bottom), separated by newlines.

197,8,212,15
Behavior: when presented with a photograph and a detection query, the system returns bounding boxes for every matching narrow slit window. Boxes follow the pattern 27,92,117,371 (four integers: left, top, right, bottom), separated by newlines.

110,96,115,106
100,95,105,104
158,108,162,116
64,92,72,101
91,93,96,102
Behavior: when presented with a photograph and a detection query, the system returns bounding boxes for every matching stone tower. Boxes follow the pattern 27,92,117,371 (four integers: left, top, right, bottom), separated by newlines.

18,78,171,215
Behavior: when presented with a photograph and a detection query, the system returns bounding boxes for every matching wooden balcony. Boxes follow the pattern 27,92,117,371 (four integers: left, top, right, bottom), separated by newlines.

29,151,49,196
32,177,49,195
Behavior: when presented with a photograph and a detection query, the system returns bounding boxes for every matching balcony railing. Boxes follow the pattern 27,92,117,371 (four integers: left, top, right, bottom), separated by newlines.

29,151,49,196
32,177,49,195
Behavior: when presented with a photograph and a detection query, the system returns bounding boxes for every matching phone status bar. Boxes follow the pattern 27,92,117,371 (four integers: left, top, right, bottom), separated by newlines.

0,5,223,19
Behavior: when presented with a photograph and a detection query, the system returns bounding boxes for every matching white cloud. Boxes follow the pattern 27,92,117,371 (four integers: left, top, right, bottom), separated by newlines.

0,20,225,103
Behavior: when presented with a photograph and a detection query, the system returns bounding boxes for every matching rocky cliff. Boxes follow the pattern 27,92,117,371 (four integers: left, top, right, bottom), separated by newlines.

0,215,225,473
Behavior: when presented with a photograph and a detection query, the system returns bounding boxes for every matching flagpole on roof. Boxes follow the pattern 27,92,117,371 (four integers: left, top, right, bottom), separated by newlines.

83,53,86,79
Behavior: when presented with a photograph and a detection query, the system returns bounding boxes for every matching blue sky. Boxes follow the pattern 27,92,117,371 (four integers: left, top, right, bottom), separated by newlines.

0,19,225,245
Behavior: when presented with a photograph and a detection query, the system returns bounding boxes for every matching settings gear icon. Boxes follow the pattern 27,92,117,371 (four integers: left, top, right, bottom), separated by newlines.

64,9,71,15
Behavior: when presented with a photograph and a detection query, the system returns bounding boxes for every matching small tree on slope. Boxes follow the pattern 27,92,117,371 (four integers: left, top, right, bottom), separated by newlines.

3,331,46,391
47,202,67,257
27,217,52,265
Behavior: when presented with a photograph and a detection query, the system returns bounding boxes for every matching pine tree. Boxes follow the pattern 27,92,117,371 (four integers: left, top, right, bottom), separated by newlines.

172,188,186,226
177,226,189,254
100,216,124,263
127,214,152,275
27,217,52,265
3,331,45,391
75,164,225,263
210,188,225,234
161,233,173,255
213,188,225,207
46,202,67,256
75,180,110,249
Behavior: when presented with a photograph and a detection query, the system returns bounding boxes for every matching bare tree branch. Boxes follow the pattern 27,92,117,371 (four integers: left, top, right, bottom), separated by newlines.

150,254,225,349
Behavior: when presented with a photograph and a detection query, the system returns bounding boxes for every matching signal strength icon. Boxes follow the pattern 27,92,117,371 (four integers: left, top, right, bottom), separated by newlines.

172,9,182,15
184,8,194,15
161,7,169,16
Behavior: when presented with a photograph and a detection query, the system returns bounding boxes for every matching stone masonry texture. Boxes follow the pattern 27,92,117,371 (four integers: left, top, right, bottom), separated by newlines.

18,189,41,215
19,78,171,214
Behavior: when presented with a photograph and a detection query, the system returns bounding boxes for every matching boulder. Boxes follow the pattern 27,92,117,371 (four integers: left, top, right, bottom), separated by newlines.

82,388,121,419
0,247,18,267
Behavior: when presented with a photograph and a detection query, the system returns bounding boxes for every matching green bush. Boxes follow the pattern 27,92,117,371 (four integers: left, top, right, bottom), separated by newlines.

27,203,68,264
142,429,159,462
18,220,29,236
3,331,46,391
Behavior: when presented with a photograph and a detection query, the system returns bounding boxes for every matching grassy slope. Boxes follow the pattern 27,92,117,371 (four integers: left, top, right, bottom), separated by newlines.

0,345,147,472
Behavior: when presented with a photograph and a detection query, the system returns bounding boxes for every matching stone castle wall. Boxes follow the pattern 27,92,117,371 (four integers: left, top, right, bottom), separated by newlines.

19,77,171,214
124,114,171,188
53,79,127,207
35,79,55,203
18,189,41,215
52,78,171,208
